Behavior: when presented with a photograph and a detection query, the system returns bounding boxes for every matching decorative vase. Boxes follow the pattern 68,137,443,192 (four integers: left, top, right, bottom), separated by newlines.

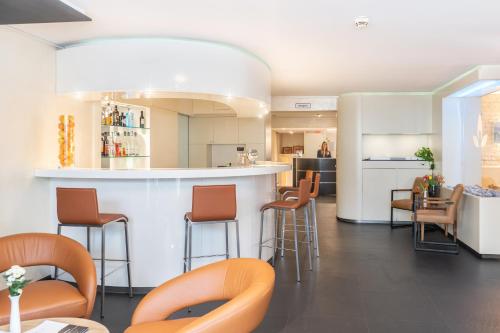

428,184,441,198
9,295,21,333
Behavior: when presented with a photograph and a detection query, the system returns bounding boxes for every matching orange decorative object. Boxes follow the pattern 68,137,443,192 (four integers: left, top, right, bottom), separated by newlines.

58,115,75,168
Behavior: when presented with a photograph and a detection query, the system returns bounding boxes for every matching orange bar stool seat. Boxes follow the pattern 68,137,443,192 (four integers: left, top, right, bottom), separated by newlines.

282,173,321,257
184,185,240,273
259,179,312,282
125,258,274,333
278,169,313,195
0,233,96,325
56,187,133,318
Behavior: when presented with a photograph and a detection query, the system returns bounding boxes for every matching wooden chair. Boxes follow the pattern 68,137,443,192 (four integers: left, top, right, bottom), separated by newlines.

413,184,464,254
390,177,424,229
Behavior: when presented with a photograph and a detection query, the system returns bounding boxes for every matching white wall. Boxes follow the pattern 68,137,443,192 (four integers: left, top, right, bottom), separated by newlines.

178,114,189,168
337,95,363,220
151,107,179,168
303,130,336,158
362,134,431,159
442,97,482,186
0,28,94,284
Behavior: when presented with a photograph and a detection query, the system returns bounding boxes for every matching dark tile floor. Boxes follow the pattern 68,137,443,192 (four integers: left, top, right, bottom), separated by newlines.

92,197,500,332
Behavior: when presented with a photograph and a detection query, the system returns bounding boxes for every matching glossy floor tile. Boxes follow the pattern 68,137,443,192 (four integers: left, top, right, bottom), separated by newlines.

92,197,500,332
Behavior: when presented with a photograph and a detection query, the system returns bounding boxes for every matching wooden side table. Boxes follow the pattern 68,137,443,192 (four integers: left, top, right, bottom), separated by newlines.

0,317,109,333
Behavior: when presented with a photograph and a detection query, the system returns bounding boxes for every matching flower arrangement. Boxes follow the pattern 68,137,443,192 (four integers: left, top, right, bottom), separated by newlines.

420,174,445,197
3,265,29,297
415,147,435,171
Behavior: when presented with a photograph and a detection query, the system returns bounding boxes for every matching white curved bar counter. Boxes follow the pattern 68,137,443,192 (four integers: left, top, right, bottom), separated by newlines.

34,163,289,288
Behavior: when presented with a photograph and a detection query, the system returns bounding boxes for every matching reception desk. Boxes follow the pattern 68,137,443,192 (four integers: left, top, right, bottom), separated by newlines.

34,163,289,288
293,157,336,195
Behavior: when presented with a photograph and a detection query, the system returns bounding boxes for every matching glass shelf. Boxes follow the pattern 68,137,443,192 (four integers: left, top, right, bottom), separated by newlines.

101,124,150,130
101,156,150,158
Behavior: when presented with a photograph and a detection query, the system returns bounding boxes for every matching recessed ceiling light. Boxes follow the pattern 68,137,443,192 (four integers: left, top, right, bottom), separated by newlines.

289,131,294,134
174,74,187,83
257,114,263,119
354,16,369,29
316,114,322,118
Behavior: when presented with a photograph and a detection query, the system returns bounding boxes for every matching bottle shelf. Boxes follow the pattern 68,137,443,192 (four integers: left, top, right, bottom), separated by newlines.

101,155,150,159
101,124,150,130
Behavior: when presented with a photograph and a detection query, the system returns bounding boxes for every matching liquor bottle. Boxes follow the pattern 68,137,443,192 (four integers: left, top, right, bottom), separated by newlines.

106,103,112,125
140,110,145,128
101,133,105,156
101,105,106,125
125,108,131,127
113,106,120,126
129,111,135,128
115,132,121,157
108,132,115,157
119,112,125,127
129,131,136,156
122,132,128,156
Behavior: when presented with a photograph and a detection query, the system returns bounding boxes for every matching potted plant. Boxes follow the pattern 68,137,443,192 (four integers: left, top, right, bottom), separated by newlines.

3,265,29,333
415,147,435,173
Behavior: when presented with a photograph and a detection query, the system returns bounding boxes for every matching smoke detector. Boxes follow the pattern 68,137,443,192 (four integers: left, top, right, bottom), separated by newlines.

354,16,369,29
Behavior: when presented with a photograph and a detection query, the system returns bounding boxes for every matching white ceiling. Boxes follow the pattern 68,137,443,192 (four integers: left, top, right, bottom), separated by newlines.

12,0,500,95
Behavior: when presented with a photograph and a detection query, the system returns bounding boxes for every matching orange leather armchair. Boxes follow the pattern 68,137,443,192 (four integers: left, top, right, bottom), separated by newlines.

125,258,275,333
0,233,97,325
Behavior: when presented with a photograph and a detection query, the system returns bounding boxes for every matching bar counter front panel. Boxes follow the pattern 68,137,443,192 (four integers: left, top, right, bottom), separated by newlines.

293,158,336,196
34,165,288,288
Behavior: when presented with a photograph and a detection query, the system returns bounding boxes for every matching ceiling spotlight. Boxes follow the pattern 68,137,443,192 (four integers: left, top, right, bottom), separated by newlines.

316,114,322,118
264,109,269,114
354,16,369,29
259,102,266,108
289,131,294,134
257,114,263,119
174,74,187,83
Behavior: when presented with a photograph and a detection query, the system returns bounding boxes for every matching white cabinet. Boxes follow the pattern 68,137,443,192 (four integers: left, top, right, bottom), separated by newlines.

361,95,432,134
362,163,429,221
238,118,265,144
213,117,238,144
189,144,208,167
189,117,213,144
362,169,397,221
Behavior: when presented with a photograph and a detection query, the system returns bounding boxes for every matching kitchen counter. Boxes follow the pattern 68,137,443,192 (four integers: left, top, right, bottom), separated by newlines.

34,163,289,288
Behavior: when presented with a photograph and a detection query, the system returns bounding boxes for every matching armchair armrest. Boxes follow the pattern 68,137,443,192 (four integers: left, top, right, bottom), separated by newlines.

391,188,413,201
131,261,229,325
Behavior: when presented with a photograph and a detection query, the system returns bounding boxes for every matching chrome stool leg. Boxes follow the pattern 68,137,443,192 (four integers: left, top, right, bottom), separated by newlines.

187,221,193,272
311,198,319,257
100,225,106,319
280,209,286,257
225,222,229,259
272,208,278,266
235,219,241,258
124,221,133,298
259,210,265,259
183,217,188,273
291,209,301,282
54,225,62,280
86,226,91,252
304,205,313,271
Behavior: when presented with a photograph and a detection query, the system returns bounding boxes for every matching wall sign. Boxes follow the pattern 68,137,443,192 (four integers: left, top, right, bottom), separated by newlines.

295,103,312,109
